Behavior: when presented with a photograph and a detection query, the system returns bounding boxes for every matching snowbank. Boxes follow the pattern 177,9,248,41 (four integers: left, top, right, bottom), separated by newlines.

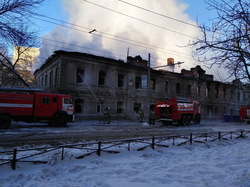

1,138,250,187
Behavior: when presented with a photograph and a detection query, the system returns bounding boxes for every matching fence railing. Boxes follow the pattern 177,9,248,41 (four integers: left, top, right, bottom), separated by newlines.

1,130,250,170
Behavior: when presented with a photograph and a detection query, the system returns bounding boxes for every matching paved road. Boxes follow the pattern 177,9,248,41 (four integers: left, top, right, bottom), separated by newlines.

1,120,250,148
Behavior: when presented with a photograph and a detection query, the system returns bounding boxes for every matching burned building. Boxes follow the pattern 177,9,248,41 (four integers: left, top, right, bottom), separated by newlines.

34,50,250,120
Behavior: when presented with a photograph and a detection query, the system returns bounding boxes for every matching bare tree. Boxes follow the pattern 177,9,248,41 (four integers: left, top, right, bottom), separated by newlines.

0,0,44,87
192,0,250,82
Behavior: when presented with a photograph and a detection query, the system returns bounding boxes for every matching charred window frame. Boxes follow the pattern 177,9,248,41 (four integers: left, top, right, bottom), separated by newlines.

187,85,192,96
223,87,227,100
165,81,169,93
230,90,234,100
238,92,241,102
176,83,181,95
215,85,219,98
98,71,106,86
97,99,104,113
134,102,141,113
118,74,124,87
44,73,47,86
117,101,124,113
135,76,142,89
41,75,44,86
197,86,201,97
49,70,53,86
39,76,42,86
97,104,101,113
76,68,85,83
243,92,247,101
55,67,58,84
206,84,211,97
151,79,156,90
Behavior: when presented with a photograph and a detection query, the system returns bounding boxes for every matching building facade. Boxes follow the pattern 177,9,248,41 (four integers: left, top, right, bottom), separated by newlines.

13,46,40,85
0,46,40,87
34,50,250,120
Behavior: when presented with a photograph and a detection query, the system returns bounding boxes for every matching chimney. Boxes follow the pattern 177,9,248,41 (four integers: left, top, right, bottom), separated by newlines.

167,58,174,66
167,58,175,72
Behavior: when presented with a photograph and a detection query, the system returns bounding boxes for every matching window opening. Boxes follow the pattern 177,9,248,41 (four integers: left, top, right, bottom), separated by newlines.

76,68,84,83
42,97,49,104
135,77,142,89
117,101,124,113
98,71,106,85
118,74,124,87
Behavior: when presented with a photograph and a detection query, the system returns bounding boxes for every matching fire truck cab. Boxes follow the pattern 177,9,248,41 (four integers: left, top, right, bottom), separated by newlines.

0,88,75,129
155,97,201,125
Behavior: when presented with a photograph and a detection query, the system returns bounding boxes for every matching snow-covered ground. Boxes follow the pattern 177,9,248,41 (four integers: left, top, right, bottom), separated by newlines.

1,137,250,187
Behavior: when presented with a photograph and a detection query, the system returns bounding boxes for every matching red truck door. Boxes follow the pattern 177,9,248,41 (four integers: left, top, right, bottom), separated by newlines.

33,93,58,118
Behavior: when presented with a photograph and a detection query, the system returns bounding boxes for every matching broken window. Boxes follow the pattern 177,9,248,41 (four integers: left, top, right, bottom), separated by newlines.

76,68,84,83
176,83,181,95
118,74,124,87
151,79,156,90
44,73,47,86
223,87,226,100
135,76,142,89
215,85,219,98
206,84,210,97
165,81,169,93
49,71,53,86
134,102,141,113
98,71,106,86
230,90,234,100
197,86,201,97
117,101,124,113
55,67,58,84
187,85,192,96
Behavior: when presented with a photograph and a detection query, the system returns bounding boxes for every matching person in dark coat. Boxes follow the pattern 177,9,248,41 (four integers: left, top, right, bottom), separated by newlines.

149,109,156,125
103,107,110,124
139,109,144,123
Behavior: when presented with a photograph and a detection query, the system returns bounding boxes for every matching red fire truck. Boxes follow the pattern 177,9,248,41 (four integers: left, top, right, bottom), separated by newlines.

155,97,201,125
0,88,75,129
239,107,250,123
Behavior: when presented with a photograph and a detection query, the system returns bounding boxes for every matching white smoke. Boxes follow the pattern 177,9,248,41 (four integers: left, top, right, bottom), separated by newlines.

36,0,201,72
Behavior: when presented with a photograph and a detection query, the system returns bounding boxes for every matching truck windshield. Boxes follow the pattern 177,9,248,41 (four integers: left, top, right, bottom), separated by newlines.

64,98,73,104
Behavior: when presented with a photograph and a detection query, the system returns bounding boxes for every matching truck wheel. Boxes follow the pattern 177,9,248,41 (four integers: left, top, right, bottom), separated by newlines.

49,115,68,127
0,116,11,129
57,115,68,127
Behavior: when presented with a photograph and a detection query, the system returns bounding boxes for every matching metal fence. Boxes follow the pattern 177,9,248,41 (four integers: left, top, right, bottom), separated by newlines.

1,130,250,170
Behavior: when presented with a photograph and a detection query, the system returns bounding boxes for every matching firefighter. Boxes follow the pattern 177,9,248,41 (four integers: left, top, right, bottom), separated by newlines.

103,107,110,124
149,109,156,125
139,109,144,123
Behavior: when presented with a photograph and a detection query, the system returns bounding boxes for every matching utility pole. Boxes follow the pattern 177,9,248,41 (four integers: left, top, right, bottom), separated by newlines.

147,53,151,124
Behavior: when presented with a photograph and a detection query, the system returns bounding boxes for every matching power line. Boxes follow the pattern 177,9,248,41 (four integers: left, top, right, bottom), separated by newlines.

41,36,194,64
40,39,187,72
33,15,193,59
80,0,197,39
39,36,193,69
118,0,199,29
117,0,219,35
40,37,127,58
